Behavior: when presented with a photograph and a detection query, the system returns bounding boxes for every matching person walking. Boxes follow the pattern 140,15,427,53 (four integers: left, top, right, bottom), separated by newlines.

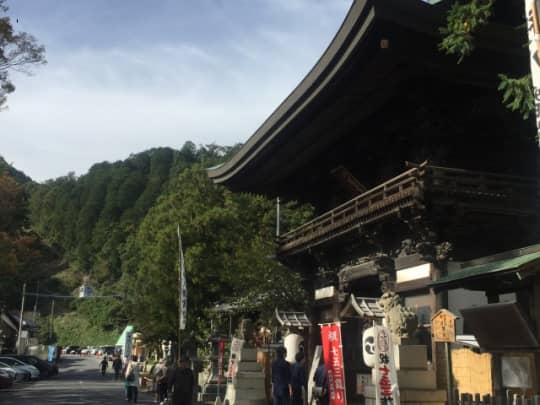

291,352,306,405
124,356,140,403
154,358,169,404
168,356,194,405
271,347,291,405
100,356,108,376
112,356,123,381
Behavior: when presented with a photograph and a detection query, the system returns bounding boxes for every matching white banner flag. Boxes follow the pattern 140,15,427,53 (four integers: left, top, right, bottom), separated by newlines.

526,0,540,139
373,325,400,405
177,225,187,331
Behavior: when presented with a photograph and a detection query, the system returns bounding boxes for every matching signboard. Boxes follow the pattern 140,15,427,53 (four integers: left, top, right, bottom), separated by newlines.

372,325,400,405
124,330,133,360
431,309,457,343
321,323,347,405
526,0,540,139
315,286,336,300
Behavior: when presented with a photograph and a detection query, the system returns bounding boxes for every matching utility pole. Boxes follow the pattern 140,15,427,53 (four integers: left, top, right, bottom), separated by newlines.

276,197,280,237
49,299,55,342
17,283,26,355
32,280,40,322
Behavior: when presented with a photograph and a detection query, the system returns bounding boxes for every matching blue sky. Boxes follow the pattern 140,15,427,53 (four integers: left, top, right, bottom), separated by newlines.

1,0,351,181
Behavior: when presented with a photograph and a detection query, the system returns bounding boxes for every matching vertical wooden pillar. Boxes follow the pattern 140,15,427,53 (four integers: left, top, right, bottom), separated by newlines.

532,275,540,394
430,263,448,390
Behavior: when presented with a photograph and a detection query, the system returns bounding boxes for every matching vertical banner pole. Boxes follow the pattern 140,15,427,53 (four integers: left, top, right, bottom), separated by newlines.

276,197,280,237
445,342,454,405
17,283,26,355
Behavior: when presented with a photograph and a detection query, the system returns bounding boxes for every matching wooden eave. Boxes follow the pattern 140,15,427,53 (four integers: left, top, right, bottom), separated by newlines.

277,164,540,257
207,0,527,195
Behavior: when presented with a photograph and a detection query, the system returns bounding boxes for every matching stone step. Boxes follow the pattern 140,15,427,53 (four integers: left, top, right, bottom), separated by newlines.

225,384,266,400
224,400,266,405
239,348,258,362
203,383,228,394
237,362,261,372
233,377,265,390
202,392,225,402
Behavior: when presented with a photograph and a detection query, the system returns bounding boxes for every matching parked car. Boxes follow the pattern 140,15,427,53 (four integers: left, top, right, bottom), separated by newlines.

0,361,29,382
7,355,58,377
80,347,91,355
0,357,40,380
0,368,14,388
66,346,81,354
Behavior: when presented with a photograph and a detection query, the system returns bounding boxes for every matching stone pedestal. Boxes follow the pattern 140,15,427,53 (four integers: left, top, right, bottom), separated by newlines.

364,345,447,405
224,348,266,405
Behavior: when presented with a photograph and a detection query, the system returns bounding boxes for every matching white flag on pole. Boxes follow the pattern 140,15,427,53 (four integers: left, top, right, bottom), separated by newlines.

177,225,187,331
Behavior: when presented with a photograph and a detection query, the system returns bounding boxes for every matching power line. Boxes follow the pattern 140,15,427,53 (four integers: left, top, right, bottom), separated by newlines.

24,292,122,299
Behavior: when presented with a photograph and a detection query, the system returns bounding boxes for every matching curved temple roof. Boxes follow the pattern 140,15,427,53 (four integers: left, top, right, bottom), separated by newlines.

208,0,527,197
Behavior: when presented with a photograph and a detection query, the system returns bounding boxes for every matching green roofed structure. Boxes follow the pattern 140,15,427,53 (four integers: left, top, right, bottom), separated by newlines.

115,325,134,353
431,247,540,292
115,325,134,346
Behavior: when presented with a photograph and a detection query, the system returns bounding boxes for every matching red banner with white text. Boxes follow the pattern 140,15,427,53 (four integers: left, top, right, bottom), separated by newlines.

321,323,347,405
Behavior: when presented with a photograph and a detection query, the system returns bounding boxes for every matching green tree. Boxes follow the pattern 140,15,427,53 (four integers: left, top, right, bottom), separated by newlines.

439,0,534,119
0,0,46,109
122,167,312,347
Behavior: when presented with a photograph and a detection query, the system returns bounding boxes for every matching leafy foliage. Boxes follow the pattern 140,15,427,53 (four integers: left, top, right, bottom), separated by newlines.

439,1,535,119
439,0,494,63
27,143,313,347
498,74,535,119
0,0,46,109
0,172,63,309
121,167,312,348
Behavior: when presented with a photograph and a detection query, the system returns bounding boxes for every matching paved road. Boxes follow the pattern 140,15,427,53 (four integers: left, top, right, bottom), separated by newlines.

0,355,156,404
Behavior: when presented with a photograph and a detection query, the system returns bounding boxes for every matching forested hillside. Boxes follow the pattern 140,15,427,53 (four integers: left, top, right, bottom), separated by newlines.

25,142,313,347
0,163,63,312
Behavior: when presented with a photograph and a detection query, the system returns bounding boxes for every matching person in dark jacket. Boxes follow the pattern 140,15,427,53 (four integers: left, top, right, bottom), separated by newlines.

168,356,194,405
112,356,123,380
291,351,306,405
271,347,291,405
99,357,108,376
313,361,329,405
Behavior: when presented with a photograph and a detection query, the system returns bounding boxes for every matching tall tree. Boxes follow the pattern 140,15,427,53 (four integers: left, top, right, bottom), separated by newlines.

0,0,46,109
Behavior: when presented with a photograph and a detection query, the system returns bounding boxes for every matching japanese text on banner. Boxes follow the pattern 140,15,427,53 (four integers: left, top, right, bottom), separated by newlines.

320,323,347,405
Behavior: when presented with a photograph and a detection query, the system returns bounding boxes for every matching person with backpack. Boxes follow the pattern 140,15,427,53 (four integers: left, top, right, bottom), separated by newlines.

124,356,140,403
